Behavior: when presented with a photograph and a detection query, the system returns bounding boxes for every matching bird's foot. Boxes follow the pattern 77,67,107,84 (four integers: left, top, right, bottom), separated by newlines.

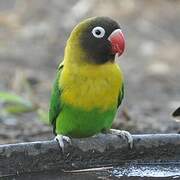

54,134,71,152
108,129,133,148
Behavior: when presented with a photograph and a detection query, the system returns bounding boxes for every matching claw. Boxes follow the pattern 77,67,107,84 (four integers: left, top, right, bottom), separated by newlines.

54,134,71,152
108,129,133,148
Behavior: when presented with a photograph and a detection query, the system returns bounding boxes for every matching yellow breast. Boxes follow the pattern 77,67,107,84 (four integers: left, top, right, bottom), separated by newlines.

59,62,123,111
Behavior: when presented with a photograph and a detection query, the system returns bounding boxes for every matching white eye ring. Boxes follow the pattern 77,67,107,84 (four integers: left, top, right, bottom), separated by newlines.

92,26,105,38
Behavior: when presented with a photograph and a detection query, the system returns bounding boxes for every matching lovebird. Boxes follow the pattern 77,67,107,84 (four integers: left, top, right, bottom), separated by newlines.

49,17,133,150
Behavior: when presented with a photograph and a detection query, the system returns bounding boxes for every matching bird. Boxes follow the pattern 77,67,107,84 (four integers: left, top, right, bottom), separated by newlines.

49,17,133,151
172,107,180,120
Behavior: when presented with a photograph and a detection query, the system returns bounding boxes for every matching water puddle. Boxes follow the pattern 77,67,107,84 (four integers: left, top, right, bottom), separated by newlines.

111,162,180,178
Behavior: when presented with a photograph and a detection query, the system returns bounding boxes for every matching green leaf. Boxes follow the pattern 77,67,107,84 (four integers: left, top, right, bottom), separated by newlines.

0,92,34,114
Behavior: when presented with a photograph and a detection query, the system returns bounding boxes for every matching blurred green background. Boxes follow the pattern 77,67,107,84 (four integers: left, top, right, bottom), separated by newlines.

0,0,180,144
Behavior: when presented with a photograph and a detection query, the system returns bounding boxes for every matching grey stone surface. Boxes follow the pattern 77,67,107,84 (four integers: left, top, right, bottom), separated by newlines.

0,134,180,177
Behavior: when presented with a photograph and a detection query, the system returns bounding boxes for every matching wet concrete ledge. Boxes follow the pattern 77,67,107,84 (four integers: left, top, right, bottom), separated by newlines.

0,134,180,177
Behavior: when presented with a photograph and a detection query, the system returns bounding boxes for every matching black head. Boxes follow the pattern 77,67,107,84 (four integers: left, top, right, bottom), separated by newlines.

77,17,125,64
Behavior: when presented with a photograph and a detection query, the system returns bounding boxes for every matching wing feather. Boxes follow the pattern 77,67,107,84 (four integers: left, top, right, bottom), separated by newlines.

49,63,63,134
117,83,124,108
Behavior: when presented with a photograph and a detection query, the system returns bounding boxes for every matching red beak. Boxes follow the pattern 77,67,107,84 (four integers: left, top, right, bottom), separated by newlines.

108,29,125,57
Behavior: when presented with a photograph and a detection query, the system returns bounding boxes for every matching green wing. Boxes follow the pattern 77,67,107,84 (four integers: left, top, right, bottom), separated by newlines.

117,83,124,108
49,63,63,134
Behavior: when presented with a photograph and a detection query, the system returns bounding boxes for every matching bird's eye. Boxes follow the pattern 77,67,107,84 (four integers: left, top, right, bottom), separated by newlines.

92,26,105,38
